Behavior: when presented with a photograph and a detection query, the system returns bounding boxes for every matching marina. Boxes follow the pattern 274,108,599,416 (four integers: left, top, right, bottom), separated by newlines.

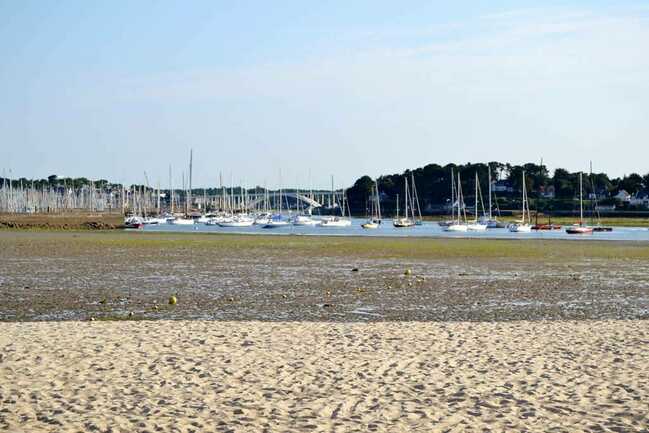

137,216,649,241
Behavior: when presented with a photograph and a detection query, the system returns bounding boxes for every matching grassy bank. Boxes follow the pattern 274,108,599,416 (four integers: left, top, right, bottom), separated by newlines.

0,212,123,230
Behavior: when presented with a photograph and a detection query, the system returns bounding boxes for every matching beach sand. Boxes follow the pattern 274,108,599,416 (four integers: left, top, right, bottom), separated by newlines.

1,320,647,432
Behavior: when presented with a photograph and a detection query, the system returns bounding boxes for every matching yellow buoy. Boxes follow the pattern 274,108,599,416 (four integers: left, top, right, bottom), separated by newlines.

404,268,412,276
169,295,177,305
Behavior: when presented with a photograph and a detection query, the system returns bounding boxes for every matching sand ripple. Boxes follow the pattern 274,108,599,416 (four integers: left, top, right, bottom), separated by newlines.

1,320,648,432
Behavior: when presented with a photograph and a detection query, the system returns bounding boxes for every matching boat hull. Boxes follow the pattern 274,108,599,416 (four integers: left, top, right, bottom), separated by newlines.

532,224,562,230
444,224,468,232
320,219,352,227
566,226,593,234
509,224,532,233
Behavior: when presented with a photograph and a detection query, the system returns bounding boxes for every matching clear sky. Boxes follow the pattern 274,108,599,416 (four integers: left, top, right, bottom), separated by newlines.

1,1,648,188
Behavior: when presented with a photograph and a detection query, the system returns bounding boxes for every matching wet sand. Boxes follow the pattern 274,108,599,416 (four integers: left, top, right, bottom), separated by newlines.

1,320,648,432
1,231,649,321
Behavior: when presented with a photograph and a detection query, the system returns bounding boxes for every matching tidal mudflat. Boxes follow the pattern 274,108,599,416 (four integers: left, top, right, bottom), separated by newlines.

1,231,648,322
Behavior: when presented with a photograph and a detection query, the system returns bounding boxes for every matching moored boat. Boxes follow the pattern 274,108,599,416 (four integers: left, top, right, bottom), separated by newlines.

444,169,469,232
532,223,562,230
508,170,533,233
124,216,144,229
361,220,380,229
566,224,593,234
566,173,593,235
362,180,382,229
292,215,320,226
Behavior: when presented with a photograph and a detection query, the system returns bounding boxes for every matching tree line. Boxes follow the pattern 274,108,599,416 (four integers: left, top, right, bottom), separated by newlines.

346,162,649,214
3,163,649,214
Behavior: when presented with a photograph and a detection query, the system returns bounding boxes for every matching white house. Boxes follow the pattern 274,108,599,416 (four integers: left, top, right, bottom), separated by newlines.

613,190,631,202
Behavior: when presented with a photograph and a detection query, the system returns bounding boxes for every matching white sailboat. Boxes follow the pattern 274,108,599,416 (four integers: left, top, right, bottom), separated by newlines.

566,172,593,234
263,178,291,228
393,179,415,228
445,171,468,232
509,171,532,233
467,172,487,231
362,180,382,229
478,166,503,228
320,181,352,227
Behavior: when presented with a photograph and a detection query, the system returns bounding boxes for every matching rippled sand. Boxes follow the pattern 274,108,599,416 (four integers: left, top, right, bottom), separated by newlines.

1,320,647,432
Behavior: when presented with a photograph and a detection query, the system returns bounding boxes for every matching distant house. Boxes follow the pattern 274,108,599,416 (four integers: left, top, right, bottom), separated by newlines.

630,191,649,208
492,180,513,193
614,189,631,202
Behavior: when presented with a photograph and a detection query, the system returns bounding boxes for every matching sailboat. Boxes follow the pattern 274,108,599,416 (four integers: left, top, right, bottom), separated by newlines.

264,176,291,228
508,171,532,232
588,162,613,232
410,173,423,225
566,172,593,234
467,172,487,231
362,180,382,229
393,179,415,228
445,172,468,231
320,186,352,227
478,166,505,228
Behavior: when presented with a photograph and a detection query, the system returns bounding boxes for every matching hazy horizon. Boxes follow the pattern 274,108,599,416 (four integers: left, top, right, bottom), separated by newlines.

2,1,648,188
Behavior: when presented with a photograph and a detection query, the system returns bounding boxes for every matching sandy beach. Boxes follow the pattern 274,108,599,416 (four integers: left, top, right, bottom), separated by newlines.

1,320,647,432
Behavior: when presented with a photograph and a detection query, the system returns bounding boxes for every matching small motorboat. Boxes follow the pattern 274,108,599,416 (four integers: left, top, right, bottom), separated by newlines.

361,219,381,229
124,216,144,229
509,223,532,233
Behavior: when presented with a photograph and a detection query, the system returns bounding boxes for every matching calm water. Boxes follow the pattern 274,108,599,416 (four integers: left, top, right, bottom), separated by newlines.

141,218,649,241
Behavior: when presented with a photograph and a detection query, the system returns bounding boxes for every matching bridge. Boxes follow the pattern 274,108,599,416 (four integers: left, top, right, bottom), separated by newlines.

245,192,325,210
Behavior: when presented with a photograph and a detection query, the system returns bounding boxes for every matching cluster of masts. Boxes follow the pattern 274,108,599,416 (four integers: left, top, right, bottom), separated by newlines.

0,177,120,213
439,165,612,235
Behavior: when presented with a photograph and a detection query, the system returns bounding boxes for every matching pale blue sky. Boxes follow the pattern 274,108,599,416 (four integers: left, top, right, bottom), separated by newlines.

1,1,648,188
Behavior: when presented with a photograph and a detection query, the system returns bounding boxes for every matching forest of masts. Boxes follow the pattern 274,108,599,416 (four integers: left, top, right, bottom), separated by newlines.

0,176,340,216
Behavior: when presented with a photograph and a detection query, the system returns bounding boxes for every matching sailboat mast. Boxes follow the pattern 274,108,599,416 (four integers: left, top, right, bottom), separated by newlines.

188,149,192,215
458,172,466,222
522,170,527,224
474,172,478,223
579,172,584,225
488,166,492,219
169,165,174,214
396,193,399,218
404,180,409,220
376,180,381,220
